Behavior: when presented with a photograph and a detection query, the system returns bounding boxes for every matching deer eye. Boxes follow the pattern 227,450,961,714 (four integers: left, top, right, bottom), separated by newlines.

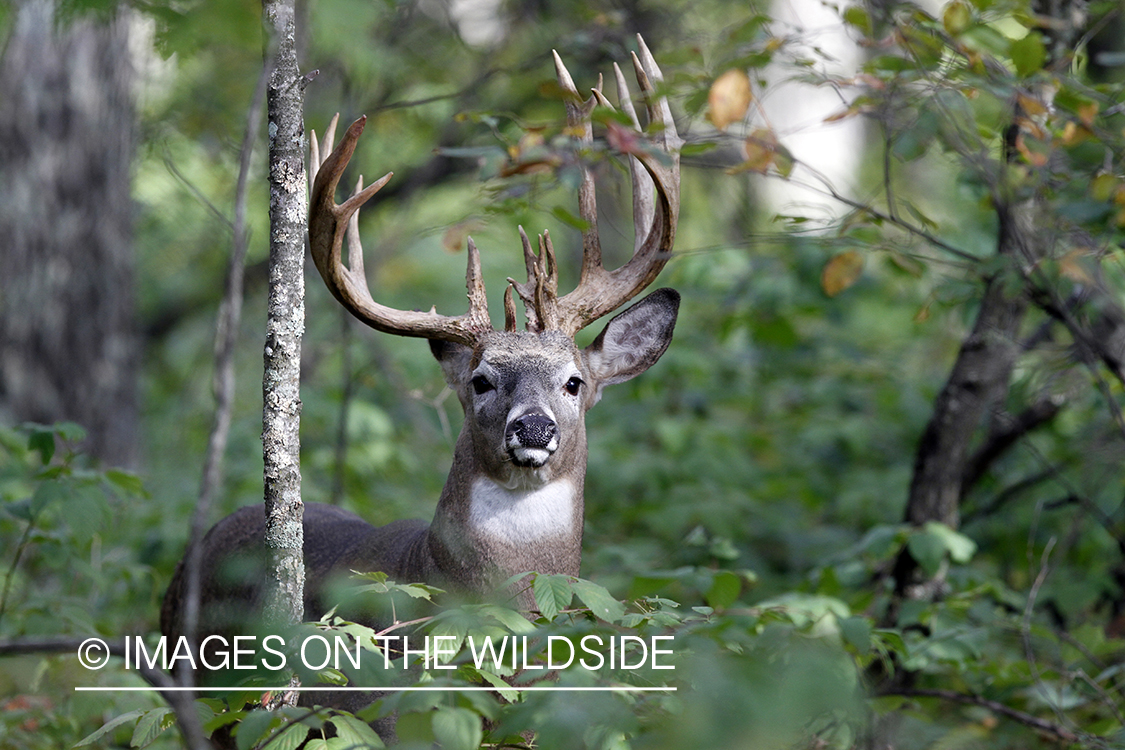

564,376,583,396
471,375,494,395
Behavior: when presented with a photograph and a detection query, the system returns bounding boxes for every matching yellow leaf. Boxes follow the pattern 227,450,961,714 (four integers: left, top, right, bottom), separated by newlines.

821,251,864,297
1014,134,1048,167
914,299,932,323
1078,102,1099,128
1016,92,1048,117
740,128,779,174
1059,248,1093,284
1090,173,1118,202
709,69,753,131
942,1,971,35
442,220,482,253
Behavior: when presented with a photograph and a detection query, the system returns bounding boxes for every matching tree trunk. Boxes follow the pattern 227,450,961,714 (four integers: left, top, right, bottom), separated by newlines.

0,0,138,468
261,0,307,636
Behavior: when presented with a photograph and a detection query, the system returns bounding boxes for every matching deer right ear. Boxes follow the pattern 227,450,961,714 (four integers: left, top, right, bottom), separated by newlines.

429,339,474,389
583,288,679,401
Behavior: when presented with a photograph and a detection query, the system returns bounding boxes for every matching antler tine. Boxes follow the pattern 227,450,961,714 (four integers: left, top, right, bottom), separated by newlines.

308,112,340,193
551,36,681,336
308,115,493,345
552,50,604,290
613,61,655,252
347,175,365,278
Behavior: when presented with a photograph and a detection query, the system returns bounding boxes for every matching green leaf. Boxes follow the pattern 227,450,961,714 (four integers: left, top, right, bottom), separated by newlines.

906,528,946,576
1010,33,1046,77
264,722,314,750
842,5,871,34
75,710,145,747
105,468,148,498
129,707,175,748
330,714,385,747
431,707,482,750
394,582,438,600
476,668,520,701
53,421,87,442
550,206,590,232
923,521,977,563
28,429,55,464
572,578,626,622
840,616,873,656
477,603,536,634
532,574,572,621
704,570,742,610
236,709,279,750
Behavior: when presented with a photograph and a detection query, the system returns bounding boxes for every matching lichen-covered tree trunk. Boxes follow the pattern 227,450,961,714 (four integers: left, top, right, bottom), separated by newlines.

0,1,138,468
261,0,306,634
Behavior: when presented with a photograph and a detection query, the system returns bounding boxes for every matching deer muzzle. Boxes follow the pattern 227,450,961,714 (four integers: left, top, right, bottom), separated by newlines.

506,412,558,467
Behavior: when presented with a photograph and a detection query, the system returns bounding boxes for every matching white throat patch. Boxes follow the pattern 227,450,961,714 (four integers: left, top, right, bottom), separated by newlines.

469,478,574,544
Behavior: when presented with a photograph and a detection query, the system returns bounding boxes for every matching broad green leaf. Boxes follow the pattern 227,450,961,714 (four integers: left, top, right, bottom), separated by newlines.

476,668,520,701
478,603,536,634
843,5,871,34
130,706,175,748
1010,33,1046,77
704,570,742,611
28,429,55,464
923,521,977,563
431,707,482,750
840,616,873,656
906,528,947,576
105,468,149,498
331,714,385,747
264,722,315,750
236,709,279,750
572,578,626,622
532,574,572,621
75,709,145,747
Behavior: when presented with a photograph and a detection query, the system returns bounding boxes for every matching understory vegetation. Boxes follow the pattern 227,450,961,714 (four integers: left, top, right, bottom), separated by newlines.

2,0,1125,747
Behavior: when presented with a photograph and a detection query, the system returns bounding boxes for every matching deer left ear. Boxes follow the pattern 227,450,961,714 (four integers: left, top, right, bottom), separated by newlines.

430,339,474,390
583,288,679,400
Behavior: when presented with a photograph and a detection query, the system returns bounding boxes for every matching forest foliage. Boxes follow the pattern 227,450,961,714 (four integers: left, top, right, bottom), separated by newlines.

2,0,1125,747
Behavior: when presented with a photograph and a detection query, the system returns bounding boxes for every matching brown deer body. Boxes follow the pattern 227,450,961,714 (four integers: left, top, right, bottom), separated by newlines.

161,35,680,739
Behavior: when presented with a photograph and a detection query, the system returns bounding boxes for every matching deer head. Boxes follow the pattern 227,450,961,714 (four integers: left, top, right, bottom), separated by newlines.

304,34,682,593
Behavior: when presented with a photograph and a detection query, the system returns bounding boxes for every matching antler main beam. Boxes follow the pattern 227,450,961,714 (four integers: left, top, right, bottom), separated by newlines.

514,34,682,336
308,116,492,345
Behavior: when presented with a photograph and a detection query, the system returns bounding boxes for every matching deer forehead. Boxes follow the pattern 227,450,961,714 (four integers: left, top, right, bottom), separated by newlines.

471,331,583,378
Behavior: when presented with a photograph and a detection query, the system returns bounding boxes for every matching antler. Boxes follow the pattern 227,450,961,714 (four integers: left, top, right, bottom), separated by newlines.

308,116,492,345
308,34,679,344
512,33,682,336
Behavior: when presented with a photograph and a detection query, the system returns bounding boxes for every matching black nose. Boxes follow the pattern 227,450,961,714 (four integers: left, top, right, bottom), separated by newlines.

510,413,557,449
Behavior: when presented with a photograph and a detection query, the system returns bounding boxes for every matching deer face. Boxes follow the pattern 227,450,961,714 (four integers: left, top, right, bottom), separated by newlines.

432,289,680,489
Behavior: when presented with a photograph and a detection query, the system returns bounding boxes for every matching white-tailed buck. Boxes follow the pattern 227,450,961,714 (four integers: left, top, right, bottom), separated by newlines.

162,34,680,737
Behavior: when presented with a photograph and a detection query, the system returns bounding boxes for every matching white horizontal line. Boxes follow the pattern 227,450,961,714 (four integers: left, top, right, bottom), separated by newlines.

75,685,675,693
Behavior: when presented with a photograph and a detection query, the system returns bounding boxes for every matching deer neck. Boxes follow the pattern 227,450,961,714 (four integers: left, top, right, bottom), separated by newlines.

424,427,586,597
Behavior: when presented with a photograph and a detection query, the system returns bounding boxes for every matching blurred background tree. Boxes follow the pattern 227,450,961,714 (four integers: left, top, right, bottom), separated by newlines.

0,0,1123,746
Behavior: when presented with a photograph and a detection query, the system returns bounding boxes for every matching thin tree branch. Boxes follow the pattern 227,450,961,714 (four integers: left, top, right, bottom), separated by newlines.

182,52,271,678
0,637,208,749
961,468,1056,526
961,395,1064,496
881,687,1080,743
329,309,354,505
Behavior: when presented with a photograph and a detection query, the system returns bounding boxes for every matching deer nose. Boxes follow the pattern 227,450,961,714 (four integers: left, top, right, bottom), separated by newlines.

509,413,557,450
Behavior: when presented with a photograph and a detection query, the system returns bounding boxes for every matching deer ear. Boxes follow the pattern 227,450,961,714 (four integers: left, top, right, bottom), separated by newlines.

429,340,474,389
583,288,679,398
